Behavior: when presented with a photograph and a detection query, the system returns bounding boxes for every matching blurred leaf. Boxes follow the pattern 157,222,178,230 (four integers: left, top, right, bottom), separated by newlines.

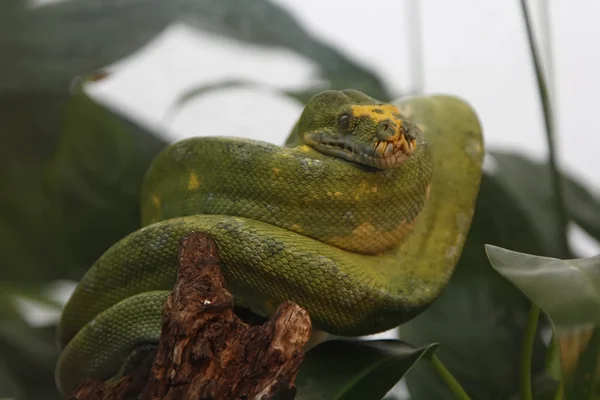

164,79,321,124
47,89,167,279
1,0,389,99
485,246,600,399
0,318,59,400
399,173,549,400
528,372,560,400
296,339,437,400
0,92,72,283
0,85,168,398
0,90,167,283
490,151,600,255
0,87,166,397
0,281,68,399
0,283,63,314
0,357,21,399
566,177,600,242
0,1,170,92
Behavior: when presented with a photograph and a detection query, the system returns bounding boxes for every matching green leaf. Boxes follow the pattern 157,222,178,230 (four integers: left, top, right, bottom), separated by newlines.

399,173,549,400
295,339,437,400
485,245,600,399
0,358,21,399
47,89,167,280
1,0,389,98
566,176,600,242
0,90,167,283
485,246,600,328
0,92,73,283
490,151,600,255
0,318,59,400
0,282,69,400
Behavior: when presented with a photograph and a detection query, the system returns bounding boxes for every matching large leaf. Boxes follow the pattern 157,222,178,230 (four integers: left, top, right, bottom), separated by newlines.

0,92,72,282
485,247,600,328
0,319,59,400
0,90,167,283
490,151,600,255
399,173,549,399
0,0,389,98
46,89,167,280
0,358,21,399
486,246,600,399
296,339,437,400
0,88,167,398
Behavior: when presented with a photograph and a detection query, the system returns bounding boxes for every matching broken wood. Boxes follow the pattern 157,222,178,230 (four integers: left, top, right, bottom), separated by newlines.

71,231,312,400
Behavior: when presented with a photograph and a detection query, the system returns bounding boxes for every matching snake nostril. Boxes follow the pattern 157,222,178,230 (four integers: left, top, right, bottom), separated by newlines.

378,120,396,140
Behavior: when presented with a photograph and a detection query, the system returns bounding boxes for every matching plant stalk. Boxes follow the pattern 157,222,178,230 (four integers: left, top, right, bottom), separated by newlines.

519,0,570,256
431,355,471,400
521,304,541,400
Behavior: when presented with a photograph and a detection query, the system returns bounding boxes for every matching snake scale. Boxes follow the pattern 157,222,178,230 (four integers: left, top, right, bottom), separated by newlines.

55,90,484,395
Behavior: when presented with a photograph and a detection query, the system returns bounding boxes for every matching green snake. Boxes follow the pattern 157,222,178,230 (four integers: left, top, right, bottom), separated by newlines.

55,90,484,395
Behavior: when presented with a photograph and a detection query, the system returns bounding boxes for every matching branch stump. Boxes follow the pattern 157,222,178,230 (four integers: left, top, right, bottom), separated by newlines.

71,231,312,400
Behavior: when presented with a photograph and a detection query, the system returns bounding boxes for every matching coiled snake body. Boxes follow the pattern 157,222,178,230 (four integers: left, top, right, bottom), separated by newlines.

55,90,484,395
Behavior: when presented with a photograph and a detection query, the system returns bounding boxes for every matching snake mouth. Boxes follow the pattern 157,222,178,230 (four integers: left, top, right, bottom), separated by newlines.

305,133,417,169
370,136,417,168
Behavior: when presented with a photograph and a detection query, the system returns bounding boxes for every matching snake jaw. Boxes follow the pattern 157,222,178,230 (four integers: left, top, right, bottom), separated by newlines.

304,131,417,169
371,135,417,168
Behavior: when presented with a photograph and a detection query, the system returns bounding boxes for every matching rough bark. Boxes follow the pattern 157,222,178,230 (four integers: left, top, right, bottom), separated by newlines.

71,231,312,400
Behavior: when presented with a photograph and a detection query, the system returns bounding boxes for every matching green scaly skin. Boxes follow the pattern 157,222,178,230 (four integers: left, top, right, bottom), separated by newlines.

55,90,484,396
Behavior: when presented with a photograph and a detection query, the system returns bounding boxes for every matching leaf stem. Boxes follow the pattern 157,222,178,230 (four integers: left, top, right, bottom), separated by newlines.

431,354,471,400
521,304,541,400
519,0,570,255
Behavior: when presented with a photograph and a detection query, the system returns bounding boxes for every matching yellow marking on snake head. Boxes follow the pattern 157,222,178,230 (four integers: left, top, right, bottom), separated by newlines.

187,173,200,190
152,195,161,208
334,191,342,197
299,145,312,153
371,186,377,193
272,167,280,175
350,104,403,134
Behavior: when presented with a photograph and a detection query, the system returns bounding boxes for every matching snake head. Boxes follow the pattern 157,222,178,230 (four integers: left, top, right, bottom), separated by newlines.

296,89,422,169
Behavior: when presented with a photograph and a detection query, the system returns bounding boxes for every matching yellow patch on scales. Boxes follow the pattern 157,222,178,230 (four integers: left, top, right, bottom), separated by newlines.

327,220,415,254
291,224,303,233
187,173,200,190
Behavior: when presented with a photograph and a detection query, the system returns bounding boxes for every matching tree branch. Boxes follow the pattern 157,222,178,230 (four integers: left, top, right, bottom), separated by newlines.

71,231,312,400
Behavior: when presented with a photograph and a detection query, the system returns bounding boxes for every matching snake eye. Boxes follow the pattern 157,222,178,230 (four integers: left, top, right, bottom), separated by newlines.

338,113,351,130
